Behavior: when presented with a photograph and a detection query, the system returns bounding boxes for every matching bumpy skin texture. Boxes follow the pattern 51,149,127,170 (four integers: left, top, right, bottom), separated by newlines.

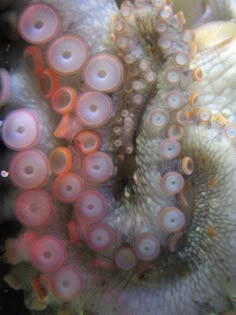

1,1,236,315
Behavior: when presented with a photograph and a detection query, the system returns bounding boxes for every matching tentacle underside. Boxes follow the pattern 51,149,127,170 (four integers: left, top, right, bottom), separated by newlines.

0,1,236,315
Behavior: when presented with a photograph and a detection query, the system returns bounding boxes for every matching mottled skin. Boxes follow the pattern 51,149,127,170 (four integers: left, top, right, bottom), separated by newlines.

1,1,236,315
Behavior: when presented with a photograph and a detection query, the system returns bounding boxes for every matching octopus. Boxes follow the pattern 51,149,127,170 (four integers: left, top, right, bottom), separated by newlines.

0,0,236,315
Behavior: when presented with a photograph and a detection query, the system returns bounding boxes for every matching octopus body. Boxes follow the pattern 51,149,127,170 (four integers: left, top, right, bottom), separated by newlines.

0,1,236,315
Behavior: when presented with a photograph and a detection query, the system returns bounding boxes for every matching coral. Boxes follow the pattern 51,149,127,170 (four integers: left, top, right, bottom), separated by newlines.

0,0,236,314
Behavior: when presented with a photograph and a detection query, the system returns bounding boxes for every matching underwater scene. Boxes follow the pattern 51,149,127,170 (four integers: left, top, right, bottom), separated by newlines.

0,0,236,314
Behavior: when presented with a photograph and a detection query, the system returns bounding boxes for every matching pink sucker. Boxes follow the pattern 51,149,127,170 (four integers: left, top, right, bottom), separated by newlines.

132,80,145,92
193,65,203,81
182,156,194,175
77,219,90,238
2,109,40,150
134,0,146,9
74,190,108,223
124,53,136,65
75,91,113,127
94,257,115,271
161,171,185,194
132,93,143,105
116,36,130,51
39,68,59,99
159,138,181,160
85,222,115,252
182,29,195,44
15,190,54,228
158,35,173,51
173,51,190,67
83,53,124,92
53,172,84,203
114,246,137,270
198,108,212,124
52,86,77,114
54,114,81,142
155,19,168,33
9,149,50,189
0,68,10,106
134,233,160,261
47,35,89,75
168,231,183,253
18,4,61,44
159,5,173,21
38,274,50,291
167,124,185,141
164,66,182,84
6,230,37,264
120,1,133,19
30,235,67,273
24,45,45,75
82,152,113,183
49,146,72,175
31,276,48,302
113,17,125,33
5,240,20,265
152,0,165,9
67,221,82,244
159,207,186,233
144,70,156,83
163,90,185,110
147,109,170,129
75,130,101,155
175,110,189,126
50,265,84,301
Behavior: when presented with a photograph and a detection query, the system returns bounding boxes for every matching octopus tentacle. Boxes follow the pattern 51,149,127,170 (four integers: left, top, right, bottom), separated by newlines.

0,1,236,315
